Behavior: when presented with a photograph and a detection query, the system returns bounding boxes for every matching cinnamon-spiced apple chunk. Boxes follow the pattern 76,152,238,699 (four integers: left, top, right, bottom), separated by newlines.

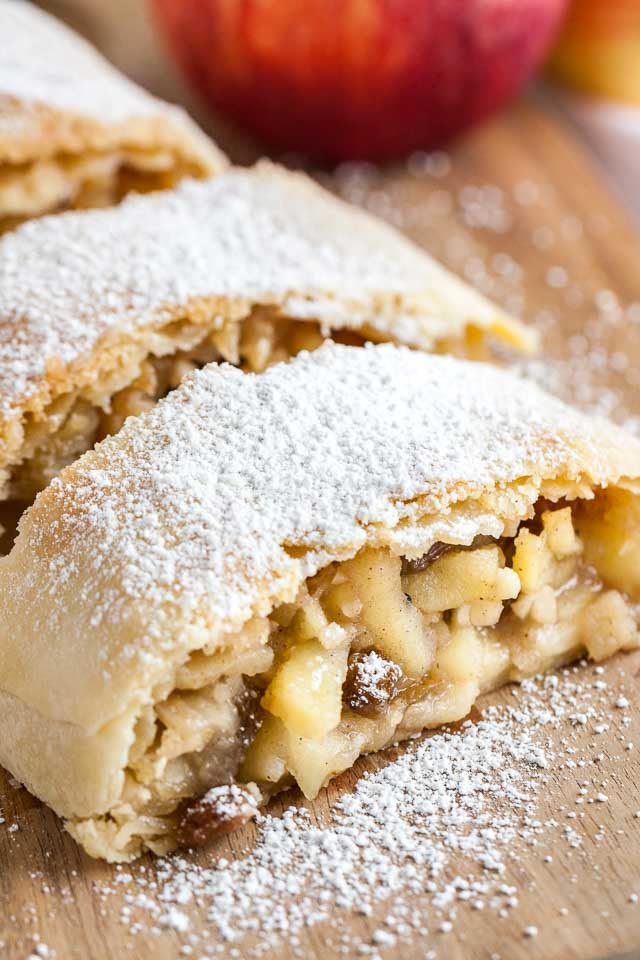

0,343,638,862
0,162,533,502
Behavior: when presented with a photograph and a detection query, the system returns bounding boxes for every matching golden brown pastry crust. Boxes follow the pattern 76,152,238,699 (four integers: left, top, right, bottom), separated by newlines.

0,162,534,500
0,344,638,860
0,2,225,226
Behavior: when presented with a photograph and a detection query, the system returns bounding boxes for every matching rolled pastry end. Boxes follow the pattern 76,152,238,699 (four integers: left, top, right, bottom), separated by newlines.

0,3,226,231
0,107,227,232
60,487,640,861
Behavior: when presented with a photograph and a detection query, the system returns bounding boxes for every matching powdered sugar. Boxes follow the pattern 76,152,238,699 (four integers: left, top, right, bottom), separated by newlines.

13,344,637,680
329,157,640,445
0,162,514,418
0,1,185,126
156,709,536,941
78,664,636,957
345,650,401,712
0,121,637,958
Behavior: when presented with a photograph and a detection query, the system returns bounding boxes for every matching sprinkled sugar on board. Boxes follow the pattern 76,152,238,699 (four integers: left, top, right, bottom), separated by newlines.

2,100,640,960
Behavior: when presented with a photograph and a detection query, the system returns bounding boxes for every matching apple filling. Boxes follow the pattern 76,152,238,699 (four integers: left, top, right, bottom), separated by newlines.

70,495,640,860
0,147,203,233
243,502,639,799
4,313,358,500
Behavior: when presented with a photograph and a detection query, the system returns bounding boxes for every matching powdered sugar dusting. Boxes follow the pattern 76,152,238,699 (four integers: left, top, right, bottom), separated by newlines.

0,1,185,126
71,662,636,957
0,162,511,418
13,345,638,679
0,133,638,958
346,650,401,712
328,157,640,445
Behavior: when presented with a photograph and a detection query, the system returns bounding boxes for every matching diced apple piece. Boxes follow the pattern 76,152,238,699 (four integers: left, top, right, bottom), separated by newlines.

343,549,433,677
283,727,365,799
582,590,640,662
238,312,275,372
469,600,503,627
209,321,241,366
475,636,511,692
510,592,534,620
402,679,480,731
405,546,517,616
495,567,521,600
510,619,580,676
283,593,347,650
451,605,471,627
436,626,510,692
576,490,640,595
244,715,368,800
322,580,363,622
240,715,288,784
513,584,558,625
299,596,329,640
437,626,483,683
512,528,548,593
288,596,327,643
529,585,557,625
542,507,580,558
304,595,349,649
261,640,348,740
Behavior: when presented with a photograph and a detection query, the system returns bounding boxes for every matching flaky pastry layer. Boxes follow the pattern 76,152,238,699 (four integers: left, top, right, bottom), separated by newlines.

72,497,640,859
0,163,533,501
0,1,225,229
0,345,639,860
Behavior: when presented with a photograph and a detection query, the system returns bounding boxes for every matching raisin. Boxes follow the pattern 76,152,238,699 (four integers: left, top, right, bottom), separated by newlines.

343,650,402,718
402,535,497,575
176,784,259,849
401,541,453,575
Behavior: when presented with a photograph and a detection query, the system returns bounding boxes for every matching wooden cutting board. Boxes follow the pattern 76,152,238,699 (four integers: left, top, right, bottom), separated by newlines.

2,100,640,960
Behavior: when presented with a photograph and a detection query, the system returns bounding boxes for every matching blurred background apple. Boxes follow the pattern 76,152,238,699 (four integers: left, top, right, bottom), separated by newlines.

549,0,640,104
150,0,569,162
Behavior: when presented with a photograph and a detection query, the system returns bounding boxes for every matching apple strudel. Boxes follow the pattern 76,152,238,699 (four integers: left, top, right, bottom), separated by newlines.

0,0,225,231
0,162,534,502
0,342,638,861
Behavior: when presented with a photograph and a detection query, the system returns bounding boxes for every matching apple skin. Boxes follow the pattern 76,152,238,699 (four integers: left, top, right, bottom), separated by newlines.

151,0,569,162
549,0,640,105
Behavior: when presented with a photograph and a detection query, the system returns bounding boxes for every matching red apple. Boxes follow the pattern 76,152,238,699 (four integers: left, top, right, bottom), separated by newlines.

151,0,569,162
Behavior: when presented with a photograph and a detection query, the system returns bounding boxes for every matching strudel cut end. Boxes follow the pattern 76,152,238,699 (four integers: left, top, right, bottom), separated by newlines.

0,162,534,502
0,0,225,231
0,343,638,862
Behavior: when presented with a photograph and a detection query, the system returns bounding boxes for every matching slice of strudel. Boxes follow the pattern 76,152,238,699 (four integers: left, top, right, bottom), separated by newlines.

0,0,225,231
0,343,638,862
0,162,534,502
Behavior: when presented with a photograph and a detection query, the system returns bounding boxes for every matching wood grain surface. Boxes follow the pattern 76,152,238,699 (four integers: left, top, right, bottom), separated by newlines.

2,100,640,960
